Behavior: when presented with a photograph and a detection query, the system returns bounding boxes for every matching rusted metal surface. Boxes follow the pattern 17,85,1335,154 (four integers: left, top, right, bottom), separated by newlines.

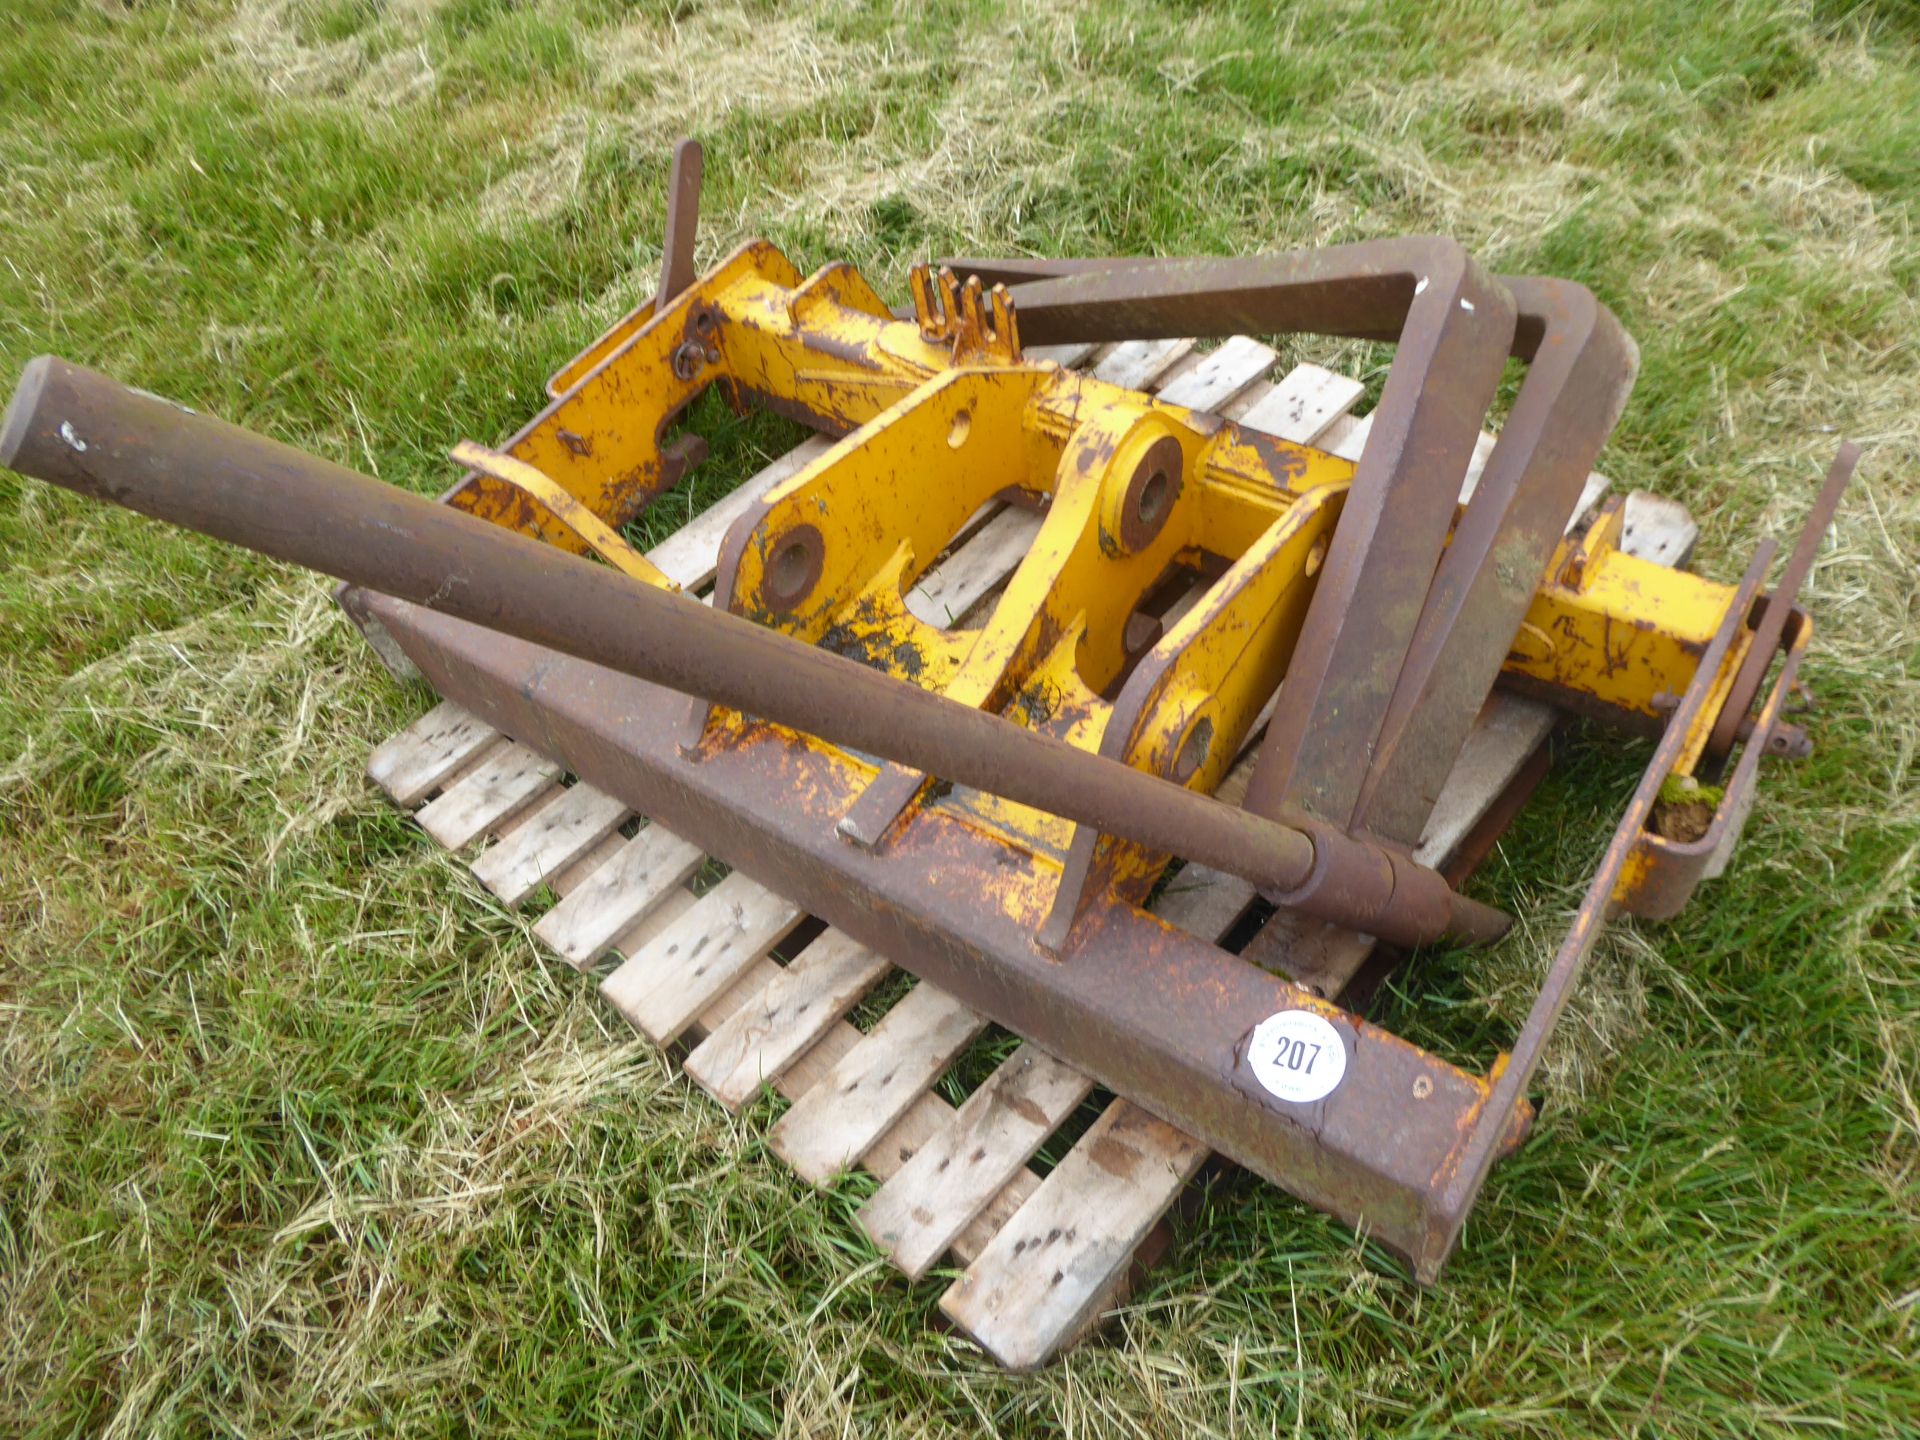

1705,441,1857,762
0,356,1505,950
1351,276,1637,842
343,588,1531,1276
656,137,704,311
948,254,1640,846
1421,541,1773,1275
979,242,1523,832
1626,611,1811,920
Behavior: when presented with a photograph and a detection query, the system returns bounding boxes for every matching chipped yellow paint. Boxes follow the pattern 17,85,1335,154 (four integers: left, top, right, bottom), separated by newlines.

449,441,676,589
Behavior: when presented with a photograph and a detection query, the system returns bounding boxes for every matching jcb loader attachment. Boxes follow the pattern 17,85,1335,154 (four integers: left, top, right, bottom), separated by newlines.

1,162,1851,1288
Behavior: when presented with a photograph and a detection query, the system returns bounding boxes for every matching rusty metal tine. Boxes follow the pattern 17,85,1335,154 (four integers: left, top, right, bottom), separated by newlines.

656,138,704,309
1350,277,1639,842
943,255,1171,290
1704,440,1858,762
1,355,1508,951
1240,254,1515,829
958,255,1648,851
999,248,1436,346
991,242,1520,829
1421,538,1775,1280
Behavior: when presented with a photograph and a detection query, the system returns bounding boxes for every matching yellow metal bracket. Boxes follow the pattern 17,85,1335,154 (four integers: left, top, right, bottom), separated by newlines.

449,441,677,590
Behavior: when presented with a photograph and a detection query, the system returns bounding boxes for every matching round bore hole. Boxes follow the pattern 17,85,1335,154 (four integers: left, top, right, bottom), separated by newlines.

948,409,972,448
770,541,812,598
693,309,716,335
1171,716,1214,785
1137,468,1172,528
763,525,823,609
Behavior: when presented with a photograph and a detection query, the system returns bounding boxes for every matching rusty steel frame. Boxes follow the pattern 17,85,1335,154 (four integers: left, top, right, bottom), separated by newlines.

946,252,1640,846
1,211,1849,1284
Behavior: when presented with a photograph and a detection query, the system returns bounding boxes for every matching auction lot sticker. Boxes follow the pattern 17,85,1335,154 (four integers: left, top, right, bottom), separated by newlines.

1247,1010,1347,1104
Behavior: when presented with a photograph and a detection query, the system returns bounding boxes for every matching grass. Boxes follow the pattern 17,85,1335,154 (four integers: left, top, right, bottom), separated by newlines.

1,0,1916,1434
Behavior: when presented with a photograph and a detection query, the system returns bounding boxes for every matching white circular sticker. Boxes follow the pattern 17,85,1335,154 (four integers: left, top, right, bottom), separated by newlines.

1247,1010,1347,1104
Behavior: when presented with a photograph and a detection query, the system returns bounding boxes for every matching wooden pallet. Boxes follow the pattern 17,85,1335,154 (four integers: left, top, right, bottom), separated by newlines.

365,336,1697,1370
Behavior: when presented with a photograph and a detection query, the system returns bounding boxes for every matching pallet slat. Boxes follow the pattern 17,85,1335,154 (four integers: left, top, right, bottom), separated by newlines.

1622,491,1699,566
938,1100,1210,1371
683,929,891,1111
905,507,1045,626
768,983,987,1185
859,1042,1094,1280
1155,335,1279,411
414,742,562,850
1234,363,1368,443
1025,341,1100,368
367,701,499,806
1414,697,1558,867
531,824,706,968
599,872,806,1043
1092,338,1195,390
471,783,631,906
644,436,834,592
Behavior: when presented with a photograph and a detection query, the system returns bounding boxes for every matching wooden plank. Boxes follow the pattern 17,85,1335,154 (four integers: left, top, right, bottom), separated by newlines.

1568,470,1611,534
893,757,1272,1303
598,871,806,1043
531,824,705,968
683,928,890,1111
1155,335,1278,411
1092,337,1194,391
1326,410,1373,462
608,883,701,962
688,959,1043,1265
755,1013,1039,1269
1622,490,1698,566
1414,697,1559,867
905,507,1044,626
414,742,562,850
367,701,499,806
469,783,631,906
939,1099,1209,1371
768,983,987,1185
553,828,629,898
1234,363,1368,443
1151,861,1257,941
859,1042,1094,1280
1025,341,1099,368
644,436,833,591
1456,431,1501,502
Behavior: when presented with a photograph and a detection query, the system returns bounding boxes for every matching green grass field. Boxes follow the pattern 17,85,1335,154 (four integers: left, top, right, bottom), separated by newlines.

2,1,1916,1434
